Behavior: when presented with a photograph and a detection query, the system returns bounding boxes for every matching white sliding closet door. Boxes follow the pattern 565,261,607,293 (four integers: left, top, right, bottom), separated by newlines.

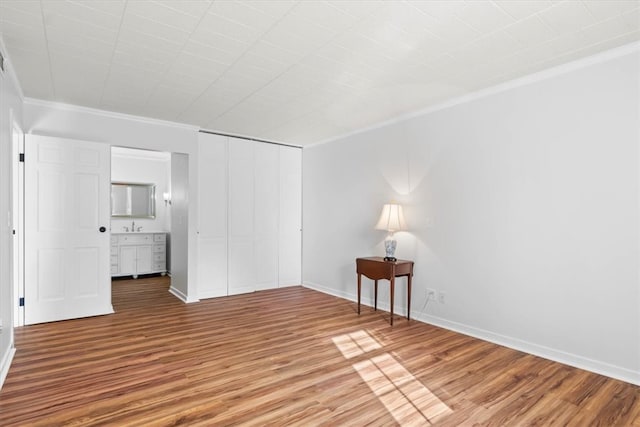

279,146,302,287
228,138,255,295
197,133,228,299
196,134,302,297
254,143,279,290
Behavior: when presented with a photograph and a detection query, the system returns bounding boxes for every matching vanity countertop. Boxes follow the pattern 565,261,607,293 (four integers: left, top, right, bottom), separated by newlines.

111,231,169,235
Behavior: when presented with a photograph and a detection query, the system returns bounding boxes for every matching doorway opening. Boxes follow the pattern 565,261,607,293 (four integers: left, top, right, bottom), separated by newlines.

19,139,191,326
112,275,172,311
110,146,176,306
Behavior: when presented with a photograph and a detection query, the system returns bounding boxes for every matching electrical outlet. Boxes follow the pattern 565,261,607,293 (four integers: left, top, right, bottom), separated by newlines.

426,288,436,301
437,291,446,304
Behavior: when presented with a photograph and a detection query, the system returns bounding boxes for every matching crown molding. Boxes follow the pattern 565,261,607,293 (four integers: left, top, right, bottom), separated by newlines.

309,40,640,149
23,97,200,132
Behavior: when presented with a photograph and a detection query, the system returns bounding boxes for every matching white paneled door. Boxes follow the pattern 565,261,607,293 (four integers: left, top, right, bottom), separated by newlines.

25,135,112,325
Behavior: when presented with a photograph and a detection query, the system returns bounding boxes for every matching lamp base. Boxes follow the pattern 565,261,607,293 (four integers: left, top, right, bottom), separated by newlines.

384,238,397,261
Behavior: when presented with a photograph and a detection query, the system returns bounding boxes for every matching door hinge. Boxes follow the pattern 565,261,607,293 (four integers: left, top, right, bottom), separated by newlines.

19,297,24,307
19,153,24,162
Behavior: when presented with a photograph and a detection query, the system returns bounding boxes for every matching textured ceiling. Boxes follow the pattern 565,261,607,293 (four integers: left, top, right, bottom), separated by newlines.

0,1,639,145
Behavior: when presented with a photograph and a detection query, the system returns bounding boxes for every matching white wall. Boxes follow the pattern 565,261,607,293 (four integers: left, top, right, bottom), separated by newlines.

0,39,23,387
303,46,640,385
111,148,171,233
23,99,200,302
169,153,191,301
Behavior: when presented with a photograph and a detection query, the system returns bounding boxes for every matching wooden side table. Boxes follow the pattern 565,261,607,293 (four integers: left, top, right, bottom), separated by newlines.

356,257,414,325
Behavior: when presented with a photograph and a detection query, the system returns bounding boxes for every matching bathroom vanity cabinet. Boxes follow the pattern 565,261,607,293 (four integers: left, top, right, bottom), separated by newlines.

111,233,167,278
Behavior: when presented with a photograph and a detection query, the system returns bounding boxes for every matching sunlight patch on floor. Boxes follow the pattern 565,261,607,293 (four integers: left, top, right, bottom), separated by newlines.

331,329,382,359
333,330,452,425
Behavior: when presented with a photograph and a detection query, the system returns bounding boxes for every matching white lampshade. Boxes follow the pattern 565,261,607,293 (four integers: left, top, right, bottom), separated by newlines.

375,203,407,232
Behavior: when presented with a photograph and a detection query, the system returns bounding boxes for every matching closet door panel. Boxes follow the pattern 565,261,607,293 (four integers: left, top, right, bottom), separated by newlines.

197,133,228,299
228,138,255,295
197,238,227,298
279,146,302,287
254,237,278,291
228,237,254,295
254,143,279,290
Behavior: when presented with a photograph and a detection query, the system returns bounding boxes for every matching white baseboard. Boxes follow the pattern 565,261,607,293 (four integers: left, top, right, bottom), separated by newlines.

411,312,640,387
303,281,409,316
199,283,302,300
169,286,199,303
228,285,255,296
0,340,16,390
279,282,302,288
303,281,640,386
198,290,227,300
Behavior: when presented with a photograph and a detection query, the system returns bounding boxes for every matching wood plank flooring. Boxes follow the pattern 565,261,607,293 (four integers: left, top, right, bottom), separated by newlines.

0,275,638,426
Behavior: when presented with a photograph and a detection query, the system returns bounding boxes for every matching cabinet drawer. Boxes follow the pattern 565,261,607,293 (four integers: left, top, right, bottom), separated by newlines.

111,245,118,255
153,234,166,243
153,253,166,262
153,261,166,271
119,234,152,244
111,235,118,244
153,244,165,253
110,255,118,265
110,265,118,274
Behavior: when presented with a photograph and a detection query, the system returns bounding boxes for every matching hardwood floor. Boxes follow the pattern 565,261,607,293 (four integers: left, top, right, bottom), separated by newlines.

1,276,638,426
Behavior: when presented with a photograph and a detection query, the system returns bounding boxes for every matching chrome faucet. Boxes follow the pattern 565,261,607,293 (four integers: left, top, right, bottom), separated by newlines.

123,226,129,232
131,220,135,232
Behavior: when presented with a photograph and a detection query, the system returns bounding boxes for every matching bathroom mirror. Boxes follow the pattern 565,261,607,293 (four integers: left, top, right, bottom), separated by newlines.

111,182,156,218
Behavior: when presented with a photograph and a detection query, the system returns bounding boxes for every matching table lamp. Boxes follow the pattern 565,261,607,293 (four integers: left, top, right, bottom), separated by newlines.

375,203,407,262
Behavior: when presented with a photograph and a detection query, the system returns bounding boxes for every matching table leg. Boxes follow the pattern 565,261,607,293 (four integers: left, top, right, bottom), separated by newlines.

374,280,378,311
390,277,395,326
357,273,361,315
407,275,412,321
